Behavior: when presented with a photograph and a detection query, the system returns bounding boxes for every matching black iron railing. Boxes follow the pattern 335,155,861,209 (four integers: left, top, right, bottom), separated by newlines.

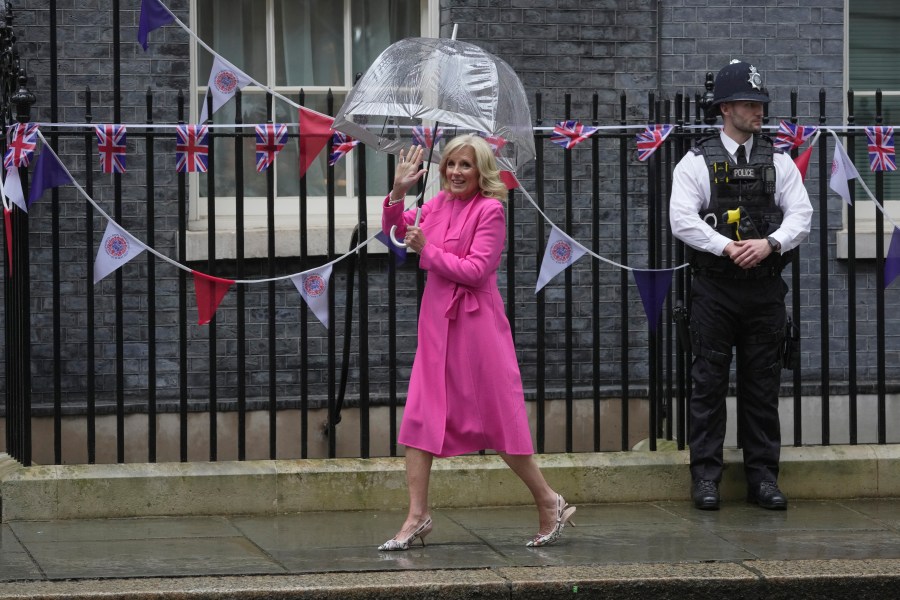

2,7,898,467
2,2,35,466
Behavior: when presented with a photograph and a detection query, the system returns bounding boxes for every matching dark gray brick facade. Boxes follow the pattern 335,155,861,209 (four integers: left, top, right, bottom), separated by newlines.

4,0,896,421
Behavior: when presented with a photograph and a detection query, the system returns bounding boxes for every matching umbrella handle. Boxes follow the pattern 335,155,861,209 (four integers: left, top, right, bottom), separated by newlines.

390,207,423,248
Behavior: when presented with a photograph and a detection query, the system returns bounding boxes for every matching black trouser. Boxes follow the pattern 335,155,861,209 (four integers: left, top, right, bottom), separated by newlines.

688,273,787,487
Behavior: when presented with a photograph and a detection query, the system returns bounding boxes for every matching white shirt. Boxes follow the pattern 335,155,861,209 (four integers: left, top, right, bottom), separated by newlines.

669,131,813,257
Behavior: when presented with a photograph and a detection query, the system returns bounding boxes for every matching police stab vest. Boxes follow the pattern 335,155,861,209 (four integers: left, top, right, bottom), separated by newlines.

688,134,788,277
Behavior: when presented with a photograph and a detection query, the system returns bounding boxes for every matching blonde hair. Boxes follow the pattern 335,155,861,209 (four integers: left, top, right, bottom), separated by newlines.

439,134,508,201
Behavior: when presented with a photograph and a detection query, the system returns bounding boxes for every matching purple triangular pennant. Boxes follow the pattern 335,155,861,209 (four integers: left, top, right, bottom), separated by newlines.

138,0,175,51
28,149,71,206
885,227,900,289
375,230,407,265
632,269,674,332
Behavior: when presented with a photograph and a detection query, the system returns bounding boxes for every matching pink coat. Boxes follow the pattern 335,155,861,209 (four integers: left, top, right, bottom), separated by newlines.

383,191,534,457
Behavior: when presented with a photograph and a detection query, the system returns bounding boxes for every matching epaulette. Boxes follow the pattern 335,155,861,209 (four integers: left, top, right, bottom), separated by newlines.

690,135,718,155
757,133,784,154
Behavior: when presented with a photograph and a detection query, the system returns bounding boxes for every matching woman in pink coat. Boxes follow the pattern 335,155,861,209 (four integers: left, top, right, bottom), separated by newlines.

378,135,575,551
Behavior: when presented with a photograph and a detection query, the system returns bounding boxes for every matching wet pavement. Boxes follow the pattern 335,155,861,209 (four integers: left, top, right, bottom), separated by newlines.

2,498,900,598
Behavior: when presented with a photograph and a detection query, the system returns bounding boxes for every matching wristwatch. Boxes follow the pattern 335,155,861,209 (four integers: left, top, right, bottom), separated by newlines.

766,236,781,253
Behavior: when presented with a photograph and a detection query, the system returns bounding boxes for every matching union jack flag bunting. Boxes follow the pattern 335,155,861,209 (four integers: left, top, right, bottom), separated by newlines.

95,125,127,174
255,123,288,173
412,125,443,149
175,125,209,173
866,126,896,172
4,123,38,169
477,132,507,156
774,120,818,151
635,124,674,162
551,120,598,149
328,132,359,166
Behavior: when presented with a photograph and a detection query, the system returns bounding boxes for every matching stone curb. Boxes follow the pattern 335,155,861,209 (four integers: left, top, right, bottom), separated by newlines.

2,444,899,521
1,559,899,600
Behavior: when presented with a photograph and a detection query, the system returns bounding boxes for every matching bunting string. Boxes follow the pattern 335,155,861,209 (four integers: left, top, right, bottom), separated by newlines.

7,0,894,324
33,130,384,284
516,184,689,273
146,0,329,123
828,129,900,231
22,124,900,287
17,0,897,314
30,122,900,133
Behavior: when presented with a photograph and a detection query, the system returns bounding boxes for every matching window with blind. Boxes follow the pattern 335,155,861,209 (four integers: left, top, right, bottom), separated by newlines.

188,0,436,260
849,0,900,199
839,0,900,259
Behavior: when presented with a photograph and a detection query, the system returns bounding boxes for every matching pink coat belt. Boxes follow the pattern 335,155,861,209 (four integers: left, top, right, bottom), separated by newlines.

444,285,480,320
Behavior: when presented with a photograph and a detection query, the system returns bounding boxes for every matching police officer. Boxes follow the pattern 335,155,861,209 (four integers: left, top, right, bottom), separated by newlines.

669,60,813,510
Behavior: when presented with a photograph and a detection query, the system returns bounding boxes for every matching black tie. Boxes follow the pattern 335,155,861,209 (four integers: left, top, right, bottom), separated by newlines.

736,144,748,165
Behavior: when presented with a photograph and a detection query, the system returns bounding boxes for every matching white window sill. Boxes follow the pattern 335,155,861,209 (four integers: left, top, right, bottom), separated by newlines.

186,211,391,262
836,200,899,260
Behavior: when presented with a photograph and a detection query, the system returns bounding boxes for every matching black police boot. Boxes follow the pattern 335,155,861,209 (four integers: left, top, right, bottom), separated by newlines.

747,481,787,510
692,479,720,510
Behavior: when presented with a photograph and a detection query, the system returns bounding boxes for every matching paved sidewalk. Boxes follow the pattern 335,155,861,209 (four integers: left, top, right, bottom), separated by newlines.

2,498,900,598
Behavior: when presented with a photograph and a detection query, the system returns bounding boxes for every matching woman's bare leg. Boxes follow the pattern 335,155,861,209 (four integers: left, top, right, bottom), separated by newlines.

498,452,559,534
391,447,434,538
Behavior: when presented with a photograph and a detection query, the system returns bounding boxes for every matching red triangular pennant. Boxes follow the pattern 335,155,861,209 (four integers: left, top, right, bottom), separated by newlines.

793,143,815,182
499,170,520,190
3,207,12,276
192,271,235,325
298,106,334,178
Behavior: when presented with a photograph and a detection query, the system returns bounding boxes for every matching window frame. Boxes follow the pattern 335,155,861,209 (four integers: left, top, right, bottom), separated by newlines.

187,0,439,261
838,0,900,260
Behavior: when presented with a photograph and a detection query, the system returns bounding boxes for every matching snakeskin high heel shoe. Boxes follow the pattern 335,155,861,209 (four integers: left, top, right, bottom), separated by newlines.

377,517,433,551
526,494,576,548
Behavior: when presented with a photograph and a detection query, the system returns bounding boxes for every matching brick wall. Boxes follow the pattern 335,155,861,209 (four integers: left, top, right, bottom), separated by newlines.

4,0,896,423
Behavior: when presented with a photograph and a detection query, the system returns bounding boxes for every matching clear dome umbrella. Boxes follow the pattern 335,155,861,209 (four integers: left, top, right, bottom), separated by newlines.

333,35,535,174
333,32,534,246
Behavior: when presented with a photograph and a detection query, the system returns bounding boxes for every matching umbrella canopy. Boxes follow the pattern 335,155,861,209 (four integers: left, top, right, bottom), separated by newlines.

333,37,535,173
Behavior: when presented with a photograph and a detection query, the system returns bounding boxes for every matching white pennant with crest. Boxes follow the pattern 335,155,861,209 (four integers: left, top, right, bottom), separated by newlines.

291,265,333,329
829,136,860,205
198,56,253,124
535,225,589,293
2,167,26,212
94,220,147,283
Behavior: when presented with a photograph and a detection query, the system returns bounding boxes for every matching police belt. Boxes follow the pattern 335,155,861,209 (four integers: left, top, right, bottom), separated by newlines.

692,264,781,280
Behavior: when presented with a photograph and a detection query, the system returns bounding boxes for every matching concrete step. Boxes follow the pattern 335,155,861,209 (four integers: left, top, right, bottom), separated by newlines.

2,560,899,599
2,444,899,521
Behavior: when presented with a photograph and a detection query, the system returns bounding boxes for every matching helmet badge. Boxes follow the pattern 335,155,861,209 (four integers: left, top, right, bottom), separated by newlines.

747,65,762,90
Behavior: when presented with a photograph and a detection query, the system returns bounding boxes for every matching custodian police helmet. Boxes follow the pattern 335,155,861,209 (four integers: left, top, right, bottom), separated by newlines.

709,60,770,117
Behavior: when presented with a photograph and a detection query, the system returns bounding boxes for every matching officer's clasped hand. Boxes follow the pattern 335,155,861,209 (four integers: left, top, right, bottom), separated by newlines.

724,238,773,269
